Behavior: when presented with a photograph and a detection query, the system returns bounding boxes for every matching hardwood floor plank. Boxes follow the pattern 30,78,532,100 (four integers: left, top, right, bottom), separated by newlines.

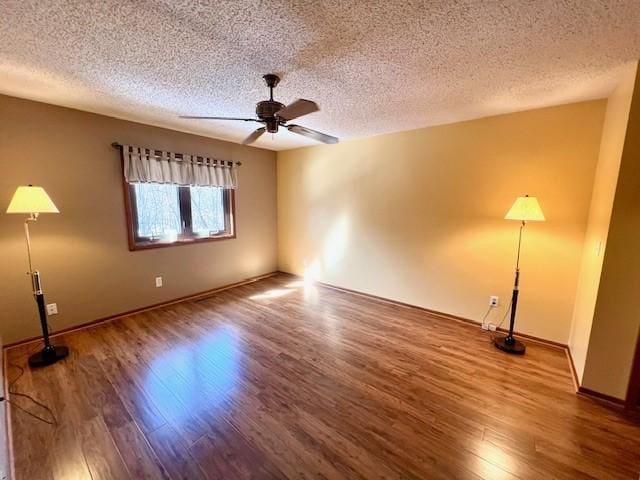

98,353,167,434
49,423,93,480
79,417,131,480
146,423,208,480
107,318,213,445
189,419,284,480
7,273,640,479
7,362,55,480
109,421,171,480
75,354,132,429
27,364,93,480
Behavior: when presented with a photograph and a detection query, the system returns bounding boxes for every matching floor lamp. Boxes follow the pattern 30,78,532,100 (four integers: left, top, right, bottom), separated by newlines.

6,185,69,368
493,195,545,355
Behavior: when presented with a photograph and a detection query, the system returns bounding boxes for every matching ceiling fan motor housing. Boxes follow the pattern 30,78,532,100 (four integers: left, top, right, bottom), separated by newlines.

256,100,284,132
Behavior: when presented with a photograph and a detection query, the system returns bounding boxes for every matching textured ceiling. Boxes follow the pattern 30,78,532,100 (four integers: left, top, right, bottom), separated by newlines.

1,1,640,151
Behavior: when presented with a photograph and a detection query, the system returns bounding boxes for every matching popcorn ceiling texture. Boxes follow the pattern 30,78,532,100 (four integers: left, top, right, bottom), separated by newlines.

1,0,639,150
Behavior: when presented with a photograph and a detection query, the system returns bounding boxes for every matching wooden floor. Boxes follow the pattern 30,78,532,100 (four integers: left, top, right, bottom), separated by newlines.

6,273,640,479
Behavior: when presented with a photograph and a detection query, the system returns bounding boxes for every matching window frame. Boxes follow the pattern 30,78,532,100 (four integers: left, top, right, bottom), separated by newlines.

122,179,236,251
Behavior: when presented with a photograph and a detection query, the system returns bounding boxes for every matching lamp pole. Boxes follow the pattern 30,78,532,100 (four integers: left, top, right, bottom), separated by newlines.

22,213,69,368
24,213,57,359
504,220,525,346
494,219,528,354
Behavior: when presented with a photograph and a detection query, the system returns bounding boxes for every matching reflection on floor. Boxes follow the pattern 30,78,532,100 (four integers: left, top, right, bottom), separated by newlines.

7,273,640,479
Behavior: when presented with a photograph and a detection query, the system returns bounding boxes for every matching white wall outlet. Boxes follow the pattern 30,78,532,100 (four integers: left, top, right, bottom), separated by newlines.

488,323,497,332
46,303,58,315
489,296,499,307
155,276,163,288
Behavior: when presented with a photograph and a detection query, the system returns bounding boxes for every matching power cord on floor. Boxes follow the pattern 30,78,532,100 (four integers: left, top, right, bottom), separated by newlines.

5,348,58,426
479,305,493,328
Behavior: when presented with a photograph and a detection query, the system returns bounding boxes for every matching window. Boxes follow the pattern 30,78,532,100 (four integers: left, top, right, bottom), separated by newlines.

125,183,235,250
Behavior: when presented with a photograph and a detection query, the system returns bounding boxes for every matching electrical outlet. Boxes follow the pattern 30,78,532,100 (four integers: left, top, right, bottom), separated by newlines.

488,323,497,332
155,276,163,288
46,303,58,315
481,323,489,330
489,296,499,307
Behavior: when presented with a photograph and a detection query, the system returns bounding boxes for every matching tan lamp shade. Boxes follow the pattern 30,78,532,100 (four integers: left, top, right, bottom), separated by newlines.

505,195,545,222
6,186,59,214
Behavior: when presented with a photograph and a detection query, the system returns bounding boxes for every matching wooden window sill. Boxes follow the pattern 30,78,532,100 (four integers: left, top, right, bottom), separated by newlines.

130,233,236,251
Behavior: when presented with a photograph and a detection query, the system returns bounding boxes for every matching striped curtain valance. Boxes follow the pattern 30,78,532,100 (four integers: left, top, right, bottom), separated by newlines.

121,145,238,189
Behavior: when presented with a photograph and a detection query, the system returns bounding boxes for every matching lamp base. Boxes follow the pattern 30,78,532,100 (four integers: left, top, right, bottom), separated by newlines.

28,345,69,368
493,334,526,355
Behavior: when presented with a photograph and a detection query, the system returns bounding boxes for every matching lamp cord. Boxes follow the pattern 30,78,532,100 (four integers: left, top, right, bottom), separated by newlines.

479,305,492,326
4,343,59,426
481,298,513,341
485,298,513,344
6,361,58,426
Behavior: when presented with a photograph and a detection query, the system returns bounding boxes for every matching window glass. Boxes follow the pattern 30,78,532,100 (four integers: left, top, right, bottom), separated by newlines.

191,186,225,235
133,184,182,240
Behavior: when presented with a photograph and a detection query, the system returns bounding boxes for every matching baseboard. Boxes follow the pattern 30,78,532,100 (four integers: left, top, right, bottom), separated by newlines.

279,271,567,350
565,345,628,406
565,347,580,392
1,341,14,480
494,327,567,349
3,271,279,351
578,386,625,406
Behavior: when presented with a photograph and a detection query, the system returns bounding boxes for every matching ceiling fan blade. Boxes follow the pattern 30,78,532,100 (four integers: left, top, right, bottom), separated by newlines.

287,124,339,144
242,127,267,145
276,99,319,121
180,116,262,122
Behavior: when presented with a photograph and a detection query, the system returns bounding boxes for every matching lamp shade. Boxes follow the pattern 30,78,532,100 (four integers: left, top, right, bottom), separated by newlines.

6,186,59,214
505,195,545,222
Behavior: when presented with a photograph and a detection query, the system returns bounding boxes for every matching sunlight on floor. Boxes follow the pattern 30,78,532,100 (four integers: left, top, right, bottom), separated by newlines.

474,436,517,476
249,288,296,300
249,277,321,303
144,326,241,425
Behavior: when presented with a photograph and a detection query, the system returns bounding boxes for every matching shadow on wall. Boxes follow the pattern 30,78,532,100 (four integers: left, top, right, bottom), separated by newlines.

302,212,351,282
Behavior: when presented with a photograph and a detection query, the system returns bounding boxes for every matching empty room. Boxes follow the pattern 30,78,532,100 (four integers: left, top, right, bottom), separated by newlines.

2,1,640,479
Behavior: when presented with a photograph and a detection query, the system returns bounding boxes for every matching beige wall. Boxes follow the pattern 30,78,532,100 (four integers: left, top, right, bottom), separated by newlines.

0,95,277,344
569,62,638,383
278,101,605,344
581,66,640,400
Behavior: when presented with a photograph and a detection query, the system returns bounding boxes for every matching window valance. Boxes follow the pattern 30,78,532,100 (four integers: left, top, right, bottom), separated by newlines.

120,144,239,189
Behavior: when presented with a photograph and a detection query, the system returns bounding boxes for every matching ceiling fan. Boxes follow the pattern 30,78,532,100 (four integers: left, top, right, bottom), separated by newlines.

180,74,339,145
